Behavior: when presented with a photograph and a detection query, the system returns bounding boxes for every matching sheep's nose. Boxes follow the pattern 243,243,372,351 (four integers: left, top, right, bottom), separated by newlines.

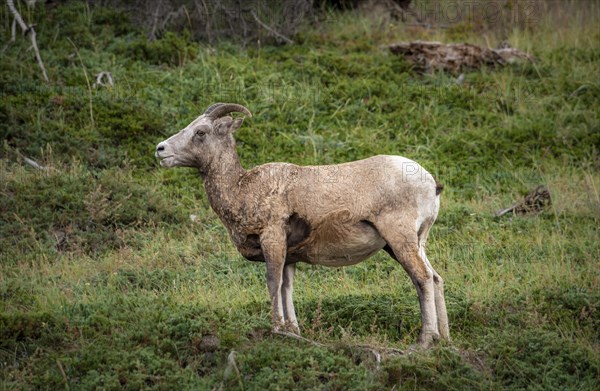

156,143,166,152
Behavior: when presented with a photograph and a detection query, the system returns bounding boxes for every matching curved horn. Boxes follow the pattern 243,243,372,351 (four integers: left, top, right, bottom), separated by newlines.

204,103,252,119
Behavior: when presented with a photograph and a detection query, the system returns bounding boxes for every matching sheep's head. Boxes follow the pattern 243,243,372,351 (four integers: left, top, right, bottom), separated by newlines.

155,103,251,170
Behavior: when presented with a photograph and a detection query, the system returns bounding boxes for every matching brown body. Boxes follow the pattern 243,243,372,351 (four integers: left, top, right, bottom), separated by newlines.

209,157,432,267
156,103,450,347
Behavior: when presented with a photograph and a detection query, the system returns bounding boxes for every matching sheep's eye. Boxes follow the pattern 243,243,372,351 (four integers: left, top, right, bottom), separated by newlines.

194,128,207,139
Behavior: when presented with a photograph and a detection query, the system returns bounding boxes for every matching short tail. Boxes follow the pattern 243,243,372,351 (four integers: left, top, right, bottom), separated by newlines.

435,179,444,195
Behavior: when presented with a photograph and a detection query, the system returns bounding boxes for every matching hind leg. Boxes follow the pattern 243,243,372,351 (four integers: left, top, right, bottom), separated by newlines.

417,217,450,341
281,263,300,334
419,244,450,340
377,221,439,347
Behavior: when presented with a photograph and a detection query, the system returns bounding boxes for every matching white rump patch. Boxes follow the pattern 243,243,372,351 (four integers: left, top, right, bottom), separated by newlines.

385,155,435,187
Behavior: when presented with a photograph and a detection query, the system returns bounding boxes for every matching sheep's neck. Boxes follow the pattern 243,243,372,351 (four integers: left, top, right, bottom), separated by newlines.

202,149,246,225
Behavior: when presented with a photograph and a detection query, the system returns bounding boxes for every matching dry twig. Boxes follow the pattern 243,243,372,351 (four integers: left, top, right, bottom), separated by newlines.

273,330,326,347
55,359,69,390
6,0,49,81
250,9,294,45
149,0,163,40
220,350,244,391
22,155,46,171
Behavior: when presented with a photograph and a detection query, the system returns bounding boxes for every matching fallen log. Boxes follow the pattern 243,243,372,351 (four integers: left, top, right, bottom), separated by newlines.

495,185,552,217
389,40,534,73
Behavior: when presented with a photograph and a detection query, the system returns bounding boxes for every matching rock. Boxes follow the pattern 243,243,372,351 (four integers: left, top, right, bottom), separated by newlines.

197,334,220,353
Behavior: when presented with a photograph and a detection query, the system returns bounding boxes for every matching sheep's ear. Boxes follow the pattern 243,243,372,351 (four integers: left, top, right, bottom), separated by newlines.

229,118,244,133
215,116,244,135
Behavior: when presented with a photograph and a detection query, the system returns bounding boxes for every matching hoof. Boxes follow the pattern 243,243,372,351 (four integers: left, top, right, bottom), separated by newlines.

284,321,300,335
417,331,440,349
439,327,451,342
273,321,300,335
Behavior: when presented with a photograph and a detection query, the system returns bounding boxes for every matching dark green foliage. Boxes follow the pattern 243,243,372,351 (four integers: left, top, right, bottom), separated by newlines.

538,287,600,342
383,348,493,390
0,163,186,257
92,95,167,168
234,340,378,390
1,302,218,390
485,329,599,391
1,90,167,169
111,31,199,66
62,346,200,390
0,312,64,346
298,293,420,341
90,7,135,37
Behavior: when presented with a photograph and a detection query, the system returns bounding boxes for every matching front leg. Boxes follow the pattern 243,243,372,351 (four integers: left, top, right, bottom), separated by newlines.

260,226,287,332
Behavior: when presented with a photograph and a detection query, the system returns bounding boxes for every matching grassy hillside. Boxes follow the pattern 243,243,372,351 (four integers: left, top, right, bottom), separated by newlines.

1,1,599,390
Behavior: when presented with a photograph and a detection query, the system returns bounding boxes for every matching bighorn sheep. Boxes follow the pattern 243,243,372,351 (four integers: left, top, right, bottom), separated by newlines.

155,103,449,347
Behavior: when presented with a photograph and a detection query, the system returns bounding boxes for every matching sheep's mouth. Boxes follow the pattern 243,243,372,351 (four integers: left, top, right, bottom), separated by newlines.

157,155,175,167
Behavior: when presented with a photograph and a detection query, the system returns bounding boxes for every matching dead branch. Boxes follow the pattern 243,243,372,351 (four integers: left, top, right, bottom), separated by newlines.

55,359,69,388
1,17,16,53
250,9,294,45
22,155,46,171
383,0,422,23
6,0,26,30
161,5,188,34
220,350,244,391
11,17,16,41
6,0,49,81
495,185,552,217
149,0,163,40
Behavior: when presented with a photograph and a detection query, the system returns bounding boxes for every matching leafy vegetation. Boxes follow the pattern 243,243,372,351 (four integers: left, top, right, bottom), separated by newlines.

1,1,599,390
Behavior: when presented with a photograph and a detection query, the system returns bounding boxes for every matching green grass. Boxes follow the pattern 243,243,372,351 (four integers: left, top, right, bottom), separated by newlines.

1,1,599,389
